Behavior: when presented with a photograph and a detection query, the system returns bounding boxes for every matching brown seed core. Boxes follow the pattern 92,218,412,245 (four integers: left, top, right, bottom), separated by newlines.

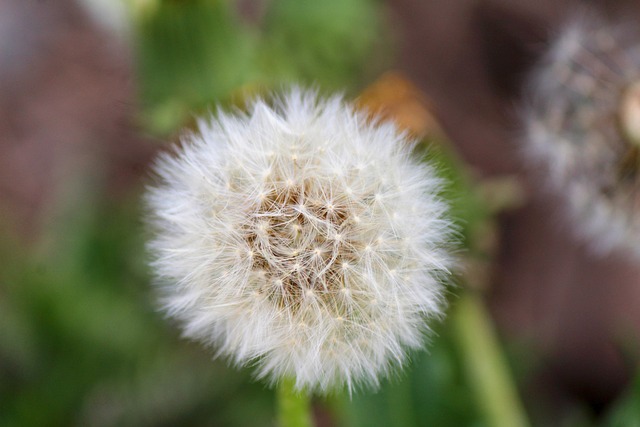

239,179,362,314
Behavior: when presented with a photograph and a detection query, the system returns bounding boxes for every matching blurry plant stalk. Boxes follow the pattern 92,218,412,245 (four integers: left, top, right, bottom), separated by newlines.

278,378,313,427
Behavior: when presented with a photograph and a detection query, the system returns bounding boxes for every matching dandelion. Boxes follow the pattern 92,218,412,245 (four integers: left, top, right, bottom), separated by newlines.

524,12,640,257
145,89,453,394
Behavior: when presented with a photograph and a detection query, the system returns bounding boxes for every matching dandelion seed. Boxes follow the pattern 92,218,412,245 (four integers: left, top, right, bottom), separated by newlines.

145,89,453,394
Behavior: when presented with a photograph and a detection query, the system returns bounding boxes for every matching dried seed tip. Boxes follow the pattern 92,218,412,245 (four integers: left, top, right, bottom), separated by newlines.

523,12,640,258
145,89,454,394
619,80,640,147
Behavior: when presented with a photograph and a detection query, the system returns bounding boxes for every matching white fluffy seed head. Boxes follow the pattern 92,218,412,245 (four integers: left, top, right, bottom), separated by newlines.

145,89,453,394
524,13,640,258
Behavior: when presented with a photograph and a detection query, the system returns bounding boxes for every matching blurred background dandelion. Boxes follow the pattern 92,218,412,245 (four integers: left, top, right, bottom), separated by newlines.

1,0,640,426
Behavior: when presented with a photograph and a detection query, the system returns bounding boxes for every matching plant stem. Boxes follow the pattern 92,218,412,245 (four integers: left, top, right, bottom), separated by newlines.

452,291,530,427
277,378,314,427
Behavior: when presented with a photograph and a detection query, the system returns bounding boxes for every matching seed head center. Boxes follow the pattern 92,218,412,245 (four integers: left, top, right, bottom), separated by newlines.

242,179,359,312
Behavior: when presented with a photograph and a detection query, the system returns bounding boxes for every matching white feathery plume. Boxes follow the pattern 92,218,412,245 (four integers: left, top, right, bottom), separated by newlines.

145,89,453,394
524,12,640,258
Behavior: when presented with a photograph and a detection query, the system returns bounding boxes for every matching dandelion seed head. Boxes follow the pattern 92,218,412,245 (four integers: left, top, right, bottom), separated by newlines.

524,12,640,258
146,89,453,393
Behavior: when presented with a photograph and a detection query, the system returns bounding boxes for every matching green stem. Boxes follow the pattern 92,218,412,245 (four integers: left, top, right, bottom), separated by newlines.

277,378,314,427
452,291,530,427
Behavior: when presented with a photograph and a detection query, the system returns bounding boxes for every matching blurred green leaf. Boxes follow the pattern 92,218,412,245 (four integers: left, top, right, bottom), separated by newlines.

603,374,640,427
136,0,257,134
261,0,384,91
135,0,387,136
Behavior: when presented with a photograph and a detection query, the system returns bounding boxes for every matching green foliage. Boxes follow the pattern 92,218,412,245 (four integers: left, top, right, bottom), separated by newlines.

0,197,274,427
260,0,382,91
604,374,640,427
135,0,385,135
136,0,256,134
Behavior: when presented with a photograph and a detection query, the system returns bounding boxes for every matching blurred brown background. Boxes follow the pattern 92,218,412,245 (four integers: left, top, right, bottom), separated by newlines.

2,0,639,422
